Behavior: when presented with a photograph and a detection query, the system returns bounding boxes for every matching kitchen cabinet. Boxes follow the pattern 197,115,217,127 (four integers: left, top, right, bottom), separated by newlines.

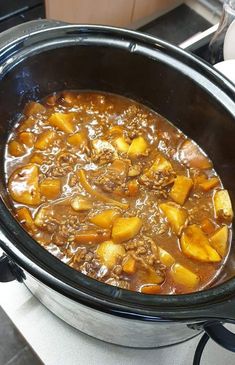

45,0,182,27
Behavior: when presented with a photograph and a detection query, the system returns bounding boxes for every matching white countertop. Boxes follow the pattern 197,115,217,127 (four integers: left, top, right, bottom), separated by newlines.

1,280,235,365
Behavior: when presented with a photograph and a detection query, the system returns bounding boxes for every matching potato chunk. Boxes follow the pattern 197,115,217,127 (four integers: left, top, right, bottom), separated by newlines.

96,240,126,268
114,136,130,153
128,165,141,177
35,130,58,150
67,131,88,148
149,154,173,174
71,196,92,211
17,207,36,232
18,132,35,147
179,140,212,169
48,112,75,133
8,164,40,205
170,263,200,288
74,230,111,245
40,179,61,199
8,140,25,157
159,202,188,236
112,217,142,243
210,225,228,257
138,268,164,285
24,101,46,116
214,190,233,222
90,209,120,228
122,255,136,274
141,153,175,186
158,247,175,267
34,206,52,227
19,117,35,132
180,224,221,262
108,126,124,136
128,136,148,158
29,153,44,165
110,159,128,174
169,175,193,205
199,177,219,191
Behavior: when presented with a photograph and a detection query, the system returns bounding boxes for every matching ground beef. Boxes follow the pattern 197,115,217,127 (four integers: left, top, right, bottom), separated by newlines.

7,91,223,295
92,163,128,193
92,148,115,165
139,169,175,197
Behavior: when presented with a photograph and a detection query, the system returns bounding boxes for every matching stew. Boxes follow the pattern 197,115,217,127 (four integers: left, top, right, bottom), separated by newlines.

5,91,233,294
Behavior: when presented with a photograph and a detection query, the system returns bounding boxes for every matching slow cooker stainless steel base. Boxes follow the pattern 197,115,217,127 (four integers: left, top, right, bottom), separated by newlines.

25,274,201,348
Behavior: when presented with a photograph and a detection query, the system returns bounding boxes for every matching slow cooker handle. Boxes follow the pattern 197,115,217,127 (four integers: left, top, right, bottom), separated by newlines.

0,253,25,282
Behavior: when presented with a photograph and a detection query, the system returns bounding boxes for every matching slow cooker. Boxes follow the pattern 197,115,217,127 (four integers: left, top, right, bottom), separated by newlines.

0,20,235,358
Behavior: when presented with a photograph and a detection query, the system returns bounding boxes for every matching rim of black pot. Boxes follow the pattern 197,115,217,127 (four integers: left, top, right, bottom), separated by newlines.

0,22,235,321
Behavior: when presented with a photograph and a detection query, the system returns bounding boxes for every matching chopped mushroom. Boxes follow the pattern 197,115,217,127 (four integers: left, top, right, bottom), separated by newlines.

8,164,41,205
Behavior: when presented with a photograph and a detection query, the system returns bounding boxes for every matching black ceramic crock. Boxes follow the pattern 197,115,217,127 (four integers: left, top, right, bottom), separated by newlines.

0,20,235,353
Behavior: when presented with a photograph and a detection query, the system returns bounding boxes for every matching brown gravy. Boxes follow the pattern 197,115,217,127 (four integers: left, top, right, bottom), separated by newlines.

5,91,233,294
